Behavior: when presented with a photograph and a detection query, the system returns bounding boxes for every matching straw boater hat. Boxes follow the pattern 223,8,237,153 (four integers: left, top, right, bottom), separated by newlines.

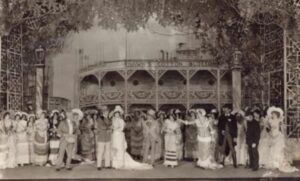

109,105,124,118
72,108,84,121
267,106,284,118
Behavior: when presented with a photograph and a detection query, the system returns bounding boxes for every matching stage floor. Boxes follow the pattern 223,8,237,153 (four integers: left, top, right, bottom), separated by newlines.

1,161,300,180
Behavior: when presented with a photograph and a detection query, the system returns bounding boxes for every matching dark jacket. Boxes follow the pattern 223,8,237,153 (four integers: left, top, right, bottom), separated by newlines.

246,120,261,145
95,117,112,142
218,113,237,146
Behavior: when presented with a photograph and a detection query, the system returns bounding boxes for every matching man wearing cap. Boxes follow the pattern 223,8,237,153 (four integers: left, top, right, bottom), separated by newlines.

56,112,79,171
95,107,112,170
142,109,160,166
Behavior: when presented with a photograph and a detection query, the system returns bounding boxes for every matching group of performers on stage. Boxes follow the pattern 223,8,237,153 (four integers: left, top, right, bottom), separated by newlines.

0,105,298,173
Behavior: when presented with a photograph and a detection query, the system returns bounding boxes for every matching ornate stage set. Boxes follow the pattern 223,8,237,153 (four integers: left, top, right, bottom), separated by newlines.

78,24,300,138
79,58,234,113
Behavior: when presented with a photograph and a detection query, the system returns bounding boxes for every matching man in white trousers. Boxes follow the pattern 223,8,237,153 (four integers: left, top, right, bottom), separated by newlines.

95,107,112,170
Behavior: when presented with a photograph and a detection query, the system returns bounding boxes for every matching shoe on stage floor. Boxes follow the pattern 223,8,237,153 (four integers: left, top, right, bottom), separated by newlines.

97,167,102,171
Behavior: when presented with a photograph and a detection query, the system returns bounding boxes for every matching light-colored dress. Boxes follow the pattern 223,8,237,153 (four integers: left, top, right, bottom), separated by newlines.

48,121,60,165
163,119,181,167
33,118,49,166
195,117,222,169
235,120,248,165
27,124,35,164
258,117,271,167
16,119,30,165
267,116,298,173
4,119,17,168
0,122,8,169
111,117,152,170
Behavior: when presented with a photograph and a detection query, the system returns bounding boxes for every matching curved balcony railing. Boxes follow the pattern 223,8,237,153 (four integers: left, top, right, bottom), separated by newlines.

79,95,98,107
127,90,155,104
189,90,217,103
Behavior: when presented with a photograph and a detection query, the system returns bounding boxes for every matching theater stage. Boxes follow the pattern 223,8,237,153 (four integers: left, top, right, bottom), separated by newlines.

1,161,300,180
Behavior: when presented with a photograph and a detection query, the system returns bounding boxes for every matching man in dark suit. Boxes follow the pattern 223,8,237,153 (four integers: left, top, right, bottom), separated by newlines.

218,106,238,167
246,110,261,171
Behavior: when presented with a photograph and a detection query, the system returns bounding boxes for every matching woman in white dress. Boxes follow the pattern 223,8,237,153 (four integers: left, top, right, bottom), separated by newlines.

183,109,222,169
110,105,152,170
16,113,30,166
258,108,271,168
233,110,248,166
4,111,17,168
0,112,10,169
265,106,298,173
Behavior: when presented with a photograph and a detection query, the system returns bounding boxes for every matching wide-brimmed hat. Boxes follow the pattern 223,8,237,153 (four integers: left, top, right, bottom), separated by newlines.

174,109,181,114
72,108,84,120
15,111,22,118
147,109,156,117
1,110,14,120
197,109,206,116
36,109,47,117
109,105,124,118
50,109,59,118
157,110,166,117
28,114,35,120
267,106,284,118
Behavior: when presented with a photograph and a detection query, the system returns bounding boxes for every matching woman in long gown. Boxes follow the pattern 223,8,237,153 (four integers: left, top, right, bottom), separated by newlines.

208,109,220,163
234,110,248,166
258,108,271,168
80,114,96,162
174,109,183,161
130,112,144,160
184,109,198,161
27,114,35,164
0,112,10,169
156,111,165,160
162,110,181,168
33,111,49,166
16,113,30,166
48,110,60,165
124,115,132,153
183,109,222,169
264,107,298,173
110,105,152,170
4,111,17,168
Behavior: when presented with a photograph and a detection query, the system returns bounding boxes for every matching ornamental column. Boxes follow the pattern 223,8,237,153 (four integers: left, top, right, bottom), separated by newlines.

232,50,242,111
35,46,45,114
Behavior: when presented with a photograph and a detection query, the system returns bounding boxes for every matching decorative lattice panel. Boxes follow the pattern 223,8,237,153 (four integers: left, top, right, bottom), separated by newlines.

285,34,300,137
262,24,284,109
0,25,23,111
